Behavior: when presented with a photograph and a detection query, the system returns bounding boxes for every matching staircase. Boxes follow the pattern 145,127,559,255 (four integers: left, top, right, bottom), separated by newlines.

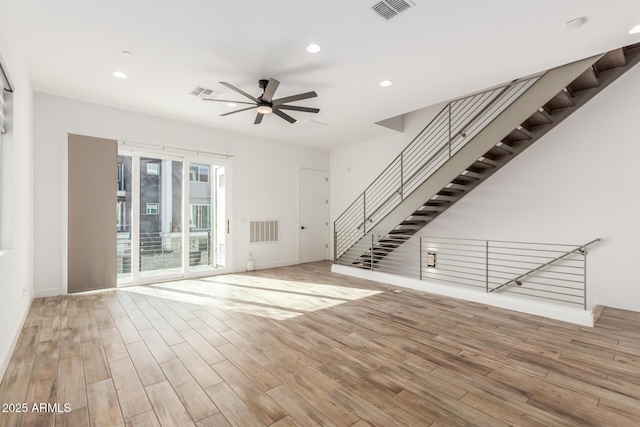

335,43,640,269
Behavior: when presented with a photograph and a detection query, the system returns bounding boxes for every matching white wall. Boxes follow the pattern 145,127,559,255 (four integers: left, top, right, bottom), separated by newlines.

0,19,35,379
33,93,329,297
331,63,640,312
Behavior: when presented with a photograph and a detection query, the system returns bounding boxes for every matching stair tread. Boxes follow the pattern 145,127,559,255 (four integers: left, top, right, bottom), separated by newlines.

544,89,575,112
568,67,599,93
594,49,626,73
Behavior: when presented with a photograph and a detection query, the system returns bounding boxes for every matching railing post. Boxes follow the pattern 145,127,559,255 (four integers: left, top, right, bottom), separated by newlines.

485,240,489,292
333,229,337,263
400,153,404,200
448,103,452,159
363,193,367,234
419,237,423,281
583,246,588,310
370,234,374,271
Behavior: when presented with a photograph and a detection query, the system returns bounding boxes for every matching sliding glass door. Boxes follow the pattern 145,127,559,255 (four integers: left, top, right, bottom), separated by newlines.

117,149,230,286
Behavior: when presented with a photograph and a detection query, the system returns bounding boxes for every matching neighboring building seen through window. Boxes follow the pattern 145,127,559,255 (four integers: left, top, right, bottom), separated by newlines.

190,165,209,182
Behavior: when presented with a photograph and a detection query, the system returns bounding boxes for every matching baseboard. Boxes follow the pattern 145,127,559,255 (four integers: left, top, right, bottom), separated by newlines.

0,297,32,384
592,304,605,323
250,260,300,271
332,264,595,327
34,287,63,298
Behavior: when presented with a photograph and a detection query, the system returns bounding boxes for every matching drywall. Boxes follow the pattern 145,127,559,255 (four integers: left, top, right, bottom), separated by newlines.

331,62,640,312
0,18,35,380
33,93,329,296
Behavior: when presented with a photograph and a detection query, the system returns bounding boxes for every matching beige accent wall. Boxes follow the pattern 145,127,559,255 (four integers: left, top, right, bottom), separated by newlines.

67,134,117,292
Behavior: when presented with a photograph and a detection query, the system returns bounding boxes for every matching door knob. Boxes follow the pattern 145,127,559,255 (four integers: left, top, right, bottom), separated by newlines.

301,226,307,230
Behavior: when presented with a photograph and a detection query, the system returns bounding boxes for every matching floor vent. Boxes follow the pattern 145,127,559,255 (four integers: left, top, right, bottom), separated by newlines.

249,220,279,244
372,0,413,20
191,85,223,99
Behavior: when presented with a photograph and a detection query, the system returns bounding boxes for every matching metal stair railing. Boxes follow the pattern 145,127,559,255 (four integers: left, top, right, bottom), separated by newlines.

334,74,541,261
348,234,599,309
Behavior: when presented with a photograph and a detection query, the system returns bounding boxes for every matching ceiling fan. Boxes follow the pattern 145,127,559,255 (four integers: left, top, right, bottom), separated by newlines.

203,78,319,124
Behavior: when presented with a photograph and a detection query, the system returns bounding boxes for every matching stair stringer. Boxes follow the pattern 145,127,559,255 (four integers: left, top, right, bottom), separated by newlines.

338,54,601,265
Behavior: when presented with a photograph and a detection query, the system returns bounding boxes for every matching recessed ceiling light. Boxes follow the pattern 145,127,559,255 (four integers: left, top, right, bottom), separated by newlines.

227,103,237,107
113,71,128,79
563,16,587,31
306,43,322,53
629,24,640,34
380,80,393,87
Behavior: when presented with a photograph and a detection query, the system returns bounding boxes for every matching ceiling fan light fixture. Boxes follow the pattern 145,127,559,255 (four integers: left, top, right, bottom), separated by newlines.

256,105,273,114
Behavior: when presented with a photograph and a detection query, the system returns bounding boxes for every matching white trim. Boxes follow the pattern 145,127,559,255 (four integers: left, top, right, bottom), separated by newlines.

331,264,595,327
0,298,32,383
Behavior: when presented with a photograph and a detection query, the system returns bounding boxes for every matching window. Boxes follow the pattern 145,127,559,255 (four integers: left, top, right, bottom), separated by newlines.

146,163,159,175
116,201,127,230
146,203,159,215
117,162,126,192
190,204,211,229
0,61,9,135
190,165,209,182
0,80,6,135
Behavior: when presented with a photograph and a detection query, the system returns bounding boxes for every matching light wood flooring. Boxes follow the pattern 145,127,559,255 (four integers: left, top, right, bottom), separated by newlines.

1,261,640,426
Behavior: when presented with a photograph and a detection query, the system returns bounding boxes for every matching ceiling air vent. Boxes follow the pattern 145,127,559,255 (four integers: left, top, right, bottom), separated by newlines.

372,0,413,20
191,85,223,99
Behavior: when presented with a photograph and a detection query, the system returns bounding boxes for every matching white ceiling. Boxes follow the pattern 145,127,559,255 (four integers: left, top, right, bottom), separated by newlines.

3,0,640,149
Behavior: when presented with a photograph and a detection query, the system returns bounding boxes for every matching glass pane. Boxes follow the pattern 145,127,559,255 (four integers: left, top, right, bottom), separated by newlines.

189,162,225,271
140,157,183,275
117,154,132,281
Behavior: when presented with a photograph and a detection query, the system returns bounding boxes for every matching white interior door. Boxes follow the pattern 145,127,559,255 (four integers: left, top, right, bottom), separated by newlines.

299,167,329,263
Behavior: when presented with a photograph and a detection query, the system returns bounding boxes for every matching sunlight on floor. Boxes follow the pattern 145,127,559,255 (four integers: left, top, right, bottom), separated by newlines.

121,273,382,320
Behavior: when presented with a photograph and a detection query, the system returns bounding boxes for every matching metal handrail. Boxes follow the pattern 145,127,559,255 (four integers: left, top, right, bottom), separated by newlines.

334,74,541,260
489,238,600,294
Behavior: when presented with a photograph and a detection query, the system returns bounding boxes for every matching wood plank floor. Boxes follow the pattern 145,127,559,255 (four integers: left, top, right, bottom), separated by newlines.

1,261,640,426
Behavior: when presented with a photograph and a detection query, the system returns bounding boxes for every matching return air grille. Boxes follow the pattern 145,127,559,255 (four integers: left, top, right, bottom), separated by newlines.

372,0,412,20
249,220,279,244
191,85,223,99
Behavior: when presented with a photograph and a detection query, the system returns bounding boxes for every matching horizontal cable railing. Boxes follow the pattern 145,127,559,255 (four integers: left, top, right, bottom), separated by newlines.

337,234,599,309
116,231,212,275
334,75,542,260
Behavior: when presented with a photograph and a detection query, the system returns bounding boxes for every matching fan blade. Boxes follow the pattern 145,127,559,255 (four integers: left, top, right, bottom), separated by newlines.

220,106,256,117
254,113,264,124
261,78,280,103
272,109,297,124
202,99,255,105
219,82,258,102
277,105,320,114
272,91,317,106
